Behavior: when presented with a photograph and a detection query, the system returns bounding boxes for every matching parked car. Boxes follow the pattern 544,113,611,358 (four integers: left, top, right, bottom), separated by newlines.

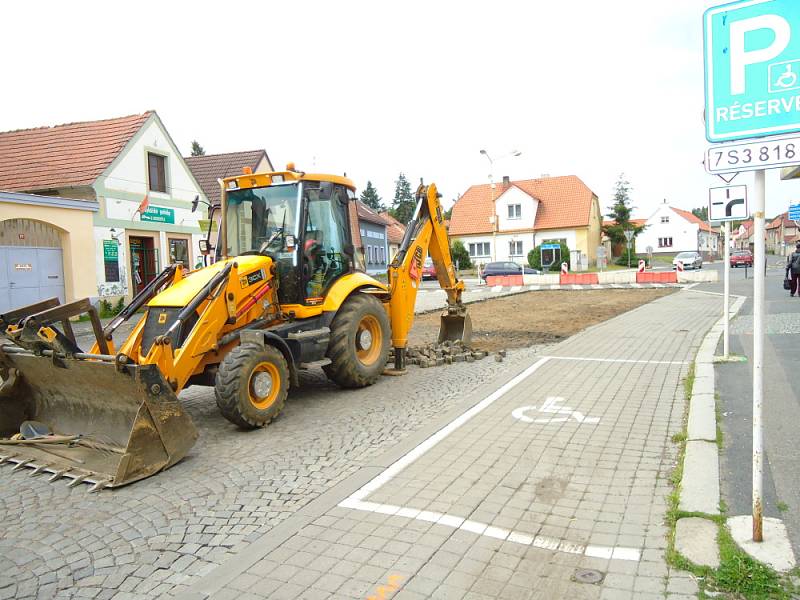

672,251,703,270
422,257,437,280
480,261,540,281
729,250,753,268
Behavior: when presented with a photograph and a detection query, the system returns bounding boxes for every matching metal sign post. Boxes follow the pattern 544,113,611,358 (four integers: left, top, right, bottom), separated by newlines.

703,0,800,542
708,185,749,359
624,230,634,268
723,222,731,357
753,170,766,541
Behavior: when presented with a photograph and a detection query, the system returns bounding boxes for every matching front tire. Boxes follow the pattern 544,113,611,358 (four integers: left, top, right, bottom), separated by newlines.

323,293,390,388
215,343,289,429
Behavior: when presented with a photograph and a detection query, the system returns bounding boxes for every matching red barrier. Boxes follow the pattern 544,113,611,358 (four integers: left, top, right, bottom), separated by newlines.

485,275,524,286
636,271,677,283
559,273,599,285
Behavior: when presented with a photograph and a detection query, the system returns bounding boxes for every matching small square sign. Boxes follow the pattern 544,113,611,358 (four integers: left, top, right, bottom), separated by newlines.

709,185,749,222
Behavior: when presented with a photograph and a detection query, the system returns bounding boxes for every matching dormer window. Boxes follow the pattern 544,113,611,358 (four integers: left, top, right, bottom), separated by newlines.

508,204,521,219
660,216,670,224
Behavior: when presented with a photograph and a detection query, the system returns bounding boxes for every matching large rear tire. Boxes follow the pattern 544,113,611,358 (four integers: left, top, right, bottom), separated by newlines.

323,293,390,388
215,343,288,429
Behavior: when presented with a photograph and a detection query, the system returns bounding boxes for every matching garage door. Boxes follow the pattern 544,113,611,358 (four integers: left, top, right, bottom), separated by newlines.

0,246,65,314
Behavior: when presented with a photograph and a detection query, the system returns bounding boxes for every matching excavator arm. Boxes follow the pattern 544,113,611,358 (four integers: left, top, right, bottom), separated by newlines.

386,182,471,371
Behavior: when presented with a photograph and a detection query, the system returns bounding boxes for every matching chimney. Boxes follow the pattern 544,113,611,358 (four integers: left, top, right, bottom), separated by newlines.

502,175,510,188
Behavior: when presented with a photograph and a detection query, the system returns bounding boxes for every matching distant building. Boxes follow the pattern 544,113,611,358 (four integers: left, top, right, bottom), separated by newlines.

184,150,273,207
448,175,602,267
355,201,388,275
0,111,205,305
635,201,720,257
766,212,799,256
379,212,406,260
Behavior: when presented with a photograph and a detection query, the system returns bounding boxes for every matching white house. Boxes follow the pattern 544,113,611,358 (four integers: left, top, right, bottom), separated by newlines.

0,111,206,303
635,202,719,257
448,175,602,268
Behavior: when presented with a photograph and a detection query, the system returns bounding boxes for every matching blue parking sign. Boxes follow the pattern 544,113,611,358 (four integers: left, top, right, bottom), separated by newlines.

789,203,800,220
705,0,800,142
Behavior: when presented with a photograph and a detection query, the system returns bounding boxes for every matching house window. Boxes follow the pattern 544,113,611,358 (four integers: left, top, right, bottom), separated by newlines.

661,216,670,224
380,245,385,263
507,204,521,219
658,237,673,248
468,242,490,257
509,241,523,256
148,153,167,193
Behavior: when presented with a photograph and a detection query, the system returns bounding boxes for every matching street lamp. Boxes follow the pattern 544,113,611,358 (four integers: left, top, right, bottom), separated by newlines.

479,149,522,262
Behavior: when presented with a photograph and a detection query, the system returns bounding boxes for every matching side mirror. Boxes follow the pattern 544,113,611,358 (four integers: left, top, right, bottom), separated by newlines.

199,239,210,255
191,195,199,213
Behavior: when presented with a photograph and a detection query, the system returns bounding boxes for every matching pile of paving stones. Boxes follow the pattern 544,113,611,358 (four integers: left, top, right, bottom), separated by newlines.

389,340,503,368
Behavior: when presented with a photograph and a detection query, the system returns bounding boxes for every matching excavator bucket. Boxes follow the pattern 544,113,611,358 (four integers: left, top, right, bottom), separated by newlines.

0,348,197,491
438,311,472,346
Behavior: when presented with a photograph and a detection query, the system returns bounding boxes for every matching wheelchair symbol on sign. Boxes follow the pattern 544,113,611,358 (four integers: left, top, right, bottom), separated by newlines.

769,60,800,93
512,397,600,424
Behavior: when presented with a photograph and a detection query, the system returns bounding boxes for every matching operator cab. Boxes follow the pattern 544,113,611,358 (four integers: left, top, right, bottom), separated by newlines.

220,175,355,305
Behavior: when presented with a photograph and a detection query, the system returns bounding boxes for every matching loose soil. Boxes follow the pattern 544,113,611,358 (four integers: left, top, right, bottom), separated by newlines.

409,288,676,353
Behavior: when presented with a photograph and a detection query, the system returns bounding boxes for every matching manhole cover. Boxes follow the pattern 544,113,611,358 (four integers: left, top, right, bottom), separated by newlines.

573,568,604,584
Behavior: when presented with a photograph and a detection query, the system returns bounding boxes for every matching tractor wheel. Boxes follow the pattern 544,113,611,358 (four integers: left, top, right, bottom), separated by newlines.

323,293,390,388
214,343,289,429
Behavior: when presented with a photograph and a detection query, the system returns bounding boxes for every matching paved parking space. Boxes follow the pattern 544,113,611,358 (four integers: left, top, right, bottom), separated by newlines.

178,290,720,600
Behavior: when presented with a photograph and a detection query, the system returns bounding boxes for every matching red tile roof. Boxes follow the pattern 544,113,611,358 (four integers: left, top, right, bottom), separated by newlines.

184,150,270,206
449,175,597,236
379,211,406,245
603,219,647,228
671,207,715,233
348,200,362,248
0,112,152,192
355,200,386,225
767,213,785,229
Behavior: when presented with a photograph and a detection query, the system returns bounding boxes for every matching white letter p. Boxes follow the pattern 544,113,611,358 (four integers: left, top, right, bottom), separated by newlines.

730,14,791,95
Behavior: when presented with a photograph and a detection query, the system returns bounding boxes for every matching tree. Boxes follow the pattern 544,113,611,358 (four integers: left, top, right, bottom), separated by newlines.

602,174,645,249
389,172,416,224
692,206,708,221
359,181,383,210
450,240,472,269
190,140,206,156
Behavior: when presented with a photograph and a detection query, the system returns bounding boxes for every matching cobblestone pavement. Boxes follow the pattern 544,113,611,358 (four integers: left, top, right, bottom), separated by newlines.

174,289,721,600
0,329,547,599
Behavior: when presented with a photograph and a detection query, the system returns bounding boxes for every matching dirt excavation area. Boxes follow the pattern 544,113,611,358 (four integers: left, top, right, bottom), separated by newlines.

408,288,677,353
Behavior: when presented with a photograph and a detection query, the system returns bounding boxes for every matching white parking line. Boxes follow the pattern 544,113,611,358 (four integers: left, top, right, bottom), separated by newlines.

339,498,640,561
337,354,659,561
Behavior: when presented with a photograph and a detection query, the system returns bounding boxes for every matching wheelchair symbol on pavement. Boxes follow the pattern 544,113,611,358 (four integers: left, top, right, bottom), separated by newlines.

512,397,600,425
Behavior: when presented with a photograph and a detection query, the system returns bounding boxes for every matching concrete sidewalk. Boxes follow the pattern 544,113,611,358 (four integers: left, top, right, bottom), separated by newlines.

176,289,721,600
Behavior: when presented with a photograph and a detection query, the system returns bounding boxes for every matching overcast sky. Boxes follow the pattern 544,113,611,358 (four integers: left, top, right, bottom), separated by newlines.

2,0,799,218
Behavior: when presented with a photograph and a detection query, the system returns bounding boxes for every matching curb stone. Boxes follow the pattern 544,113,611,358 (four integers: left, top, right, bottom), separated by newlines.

674,294,746,566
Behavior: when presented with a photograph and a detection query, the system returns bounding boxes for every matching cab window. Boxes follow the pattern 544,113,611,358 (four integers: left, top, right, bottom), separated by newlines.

302,182,352,299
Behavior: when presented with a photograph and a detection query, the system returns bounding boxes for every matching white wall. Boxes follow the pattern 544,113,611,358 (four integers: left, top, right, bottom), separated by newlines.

635,204,698,254
533,229,577,250
101,118,202,205
496,186,538,232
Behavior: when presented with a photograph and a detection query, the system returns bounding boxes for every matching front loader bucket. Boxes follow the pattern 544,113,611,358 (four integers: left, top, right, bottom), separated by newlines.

0,348,197,490
438,311,473,346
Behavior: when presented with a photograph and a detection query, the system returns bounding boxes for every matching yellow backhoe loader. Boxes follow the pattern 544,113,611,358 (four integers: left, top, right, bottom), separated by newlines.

0,167,470,490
